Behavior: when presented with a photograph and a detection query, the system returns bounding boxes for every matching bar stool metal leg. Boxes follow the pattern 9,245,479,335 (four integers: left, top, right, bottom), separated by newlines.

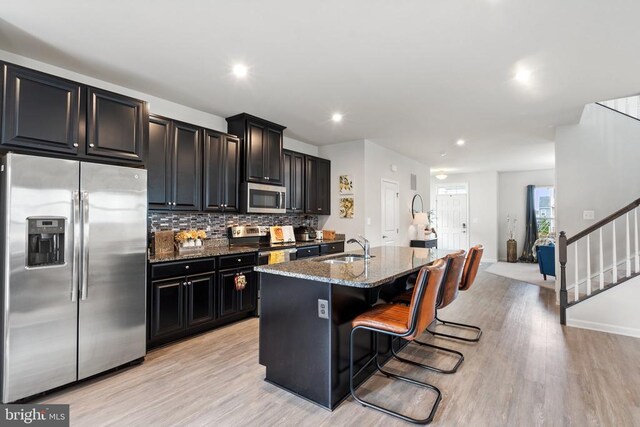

350,327,442,424
390,336,464,374
426,311,483,343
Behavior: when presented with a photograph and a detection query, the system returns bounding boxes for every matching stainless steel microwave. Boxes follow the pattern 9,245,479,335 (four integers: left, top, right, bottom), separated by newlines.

241,182,287,214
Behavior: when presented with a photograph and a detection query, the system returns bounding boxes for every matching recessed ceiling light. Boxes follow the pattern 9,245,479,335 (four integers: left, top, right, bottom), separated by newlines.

435,171,448,180
331,113,343,123
515,68,532,84
456,139,465,146
232,63,248,78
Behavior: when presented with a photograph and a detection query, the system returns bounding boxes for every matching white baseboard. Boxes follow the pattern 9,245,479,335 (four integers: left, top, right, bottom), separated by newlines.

566,318,640,339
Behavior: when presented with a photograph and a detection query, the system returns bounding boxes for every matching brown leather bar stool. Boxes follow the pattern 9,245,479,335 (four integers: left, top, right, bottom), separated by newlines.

431,245,484,342
390,250,466,373
349,259,447,425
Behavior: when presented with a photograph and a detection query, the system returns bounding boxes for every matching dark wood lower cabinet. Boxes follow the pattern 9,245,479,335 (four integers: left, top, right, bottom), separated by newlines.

186,273,216,327
218,267,257,318
150,278,185,339
148,259,258,348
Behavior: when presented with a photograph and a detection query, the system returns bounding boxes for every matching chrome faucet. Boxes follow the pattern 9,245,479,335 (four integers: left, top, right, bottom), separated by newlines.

347,235,371,259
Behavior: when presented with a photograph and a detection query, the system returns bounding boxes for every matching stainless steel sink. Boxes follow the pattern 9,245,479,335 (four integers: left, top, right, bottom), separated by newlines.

319,254,375,264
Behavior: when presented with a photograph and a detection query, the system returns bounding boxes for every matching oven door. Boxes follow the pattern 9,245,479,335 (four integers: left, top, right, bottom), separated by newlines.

257,248,298,265
242,183,286,214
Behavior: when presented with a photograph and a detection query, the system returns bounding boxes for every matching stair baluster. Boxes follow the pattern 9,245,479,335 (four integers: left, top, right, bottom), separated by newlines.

599,228,604,290
626,212,631,277
586,235,591,296
635,209,639,273
612,220,617,282
574,242,579,301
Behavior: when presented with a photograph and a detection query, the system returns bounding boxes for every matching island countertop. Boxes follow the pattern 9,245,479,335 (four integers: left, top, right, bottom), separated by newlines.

254,245,453,288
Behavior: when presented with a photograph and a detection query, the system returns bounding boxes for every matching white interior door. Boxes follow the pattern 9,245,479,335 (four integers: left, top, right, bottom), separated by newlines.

381,179,399,245
436,193,469,250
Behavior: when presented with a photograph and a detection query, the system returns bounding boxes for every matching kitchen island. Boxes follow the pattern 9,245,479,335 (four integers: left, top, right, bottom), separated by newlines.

255,246,450,410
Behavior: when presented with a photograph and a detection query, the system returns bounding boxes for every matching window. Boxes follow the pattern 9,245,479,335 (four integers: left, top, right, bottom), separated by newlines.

437,184,467,195
534,186,555,237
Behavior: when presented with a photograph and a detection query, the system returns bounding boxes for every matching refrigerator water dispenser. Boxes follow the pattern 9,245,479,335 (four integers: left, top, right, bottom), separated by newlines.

27,217,65,267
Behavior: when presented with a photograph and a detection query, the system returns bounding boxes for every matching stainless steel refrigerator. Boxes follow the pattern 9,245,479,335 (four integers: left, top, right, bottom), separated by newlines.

0,153,147,403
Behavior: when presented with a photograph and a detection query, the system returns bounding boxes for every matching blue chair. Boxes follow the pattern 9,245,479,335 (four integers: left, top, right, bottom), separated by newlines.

536,244,555,280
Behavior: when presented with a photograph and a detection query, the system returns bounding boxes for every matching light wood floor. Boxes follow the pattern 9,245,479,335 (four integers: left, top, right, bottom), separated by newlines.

37,268,640,426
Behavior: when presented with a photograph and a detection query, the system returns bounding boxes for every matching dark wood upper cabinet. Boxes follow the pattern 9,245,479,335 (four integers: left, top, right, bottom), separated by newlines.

284,150,305,213
305,155,331,215
1,64,85,154
316,158,331,214
246,121,265,182
224,135,240,211
172,121,201,211
203,130,239,212
148,116,172,209
226,113,285,185
87,87,147,163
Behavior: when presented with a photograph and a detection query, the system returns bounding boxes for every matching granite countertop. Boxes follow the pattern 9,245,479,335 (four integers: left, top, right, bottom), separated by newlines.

254,246,453,288
148,239,345,264
148,245,259,263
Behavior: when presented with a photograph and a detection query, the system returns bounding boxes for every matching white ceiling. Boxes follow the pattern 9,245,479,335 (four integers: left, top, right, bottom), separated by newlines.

2,0,640,173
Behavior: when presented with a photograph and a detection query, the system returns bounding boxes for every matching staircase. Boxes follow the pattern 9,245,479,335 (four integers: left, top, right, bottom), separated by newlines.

597,95,640,120
559,196,640,325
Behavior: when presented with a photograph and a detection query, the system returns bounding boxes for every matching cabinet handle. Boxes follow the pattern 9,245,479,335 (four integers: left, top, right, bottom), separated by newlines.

237,258,242,262
264,176,270,180
173,202,177,206
185,265,190,270
183,282,187,287
317,208,322,211
89,143,95,148
73,143,79,148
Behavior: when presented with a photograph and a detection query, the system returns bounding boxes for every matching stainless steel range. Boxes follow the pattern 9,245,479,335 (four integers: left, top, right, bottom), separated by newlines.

227,226,297,265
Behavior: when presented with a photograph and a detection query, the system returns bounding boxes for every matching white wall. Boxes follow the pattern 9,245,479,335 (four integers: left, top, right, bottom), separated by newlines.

556,103,640,241
283,137,318,157
363,140,430,247
319,139,430,249
556,103,640,292
0,48,314,150
497,169,555,261
318,141,366,242
567,275,640,338
430,172,499,262
556,103,640,337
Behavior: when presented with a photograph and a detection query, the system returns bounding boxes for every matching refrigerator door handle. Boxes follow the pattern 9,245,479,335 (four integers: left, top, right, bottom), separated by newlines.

80,191,90,300
72,191,81,302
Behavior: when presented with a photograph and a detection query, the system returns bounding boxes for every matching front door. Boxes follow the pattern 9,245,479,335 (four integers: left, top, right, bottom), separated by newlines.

381,179,399,245
436,191,469,250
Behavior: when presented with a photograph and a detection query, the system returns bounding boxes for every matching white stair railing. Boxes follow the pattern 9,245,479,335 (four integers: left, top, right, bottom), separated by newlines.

559,200,640,325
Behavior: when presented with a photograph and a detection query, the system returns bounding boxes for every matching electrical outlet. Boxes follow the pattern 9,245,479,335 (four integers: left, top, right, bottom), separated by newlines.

583,210,595,220
318,299,329,319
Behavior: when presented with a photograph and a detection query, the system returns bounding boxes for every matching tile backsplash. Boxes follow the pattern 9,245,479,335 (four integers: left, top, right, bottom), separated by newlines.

148,212,319,239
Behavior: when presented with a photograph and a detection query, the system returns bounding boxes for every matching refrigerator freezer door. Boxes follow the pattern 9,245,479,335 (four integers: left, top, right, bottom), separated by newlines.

77,162,147,380
2,154,79,403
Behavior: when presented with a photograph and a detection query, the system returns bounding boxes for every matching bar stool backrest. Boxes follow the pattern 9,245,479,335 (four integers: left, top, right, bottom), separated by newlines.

459,245,484,291
437,250,466,309
406,259,446,340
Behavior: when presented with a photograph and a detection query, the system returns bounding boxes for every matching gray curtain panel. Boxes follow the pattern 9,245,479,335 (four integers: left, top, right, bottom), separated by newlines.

519,185,539,262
